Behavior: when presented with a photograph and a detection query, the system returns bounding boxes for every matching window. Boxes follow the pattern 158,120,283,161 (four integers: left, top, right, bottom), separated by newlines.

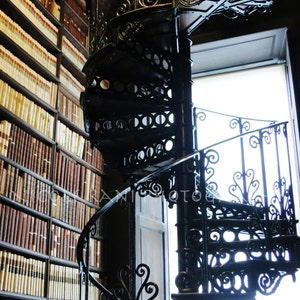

168,28,300,298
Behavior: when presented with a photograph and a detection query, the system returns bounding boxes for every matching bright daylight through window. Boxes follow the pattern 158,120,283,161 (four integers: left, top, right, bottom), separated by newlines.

168,64,300,299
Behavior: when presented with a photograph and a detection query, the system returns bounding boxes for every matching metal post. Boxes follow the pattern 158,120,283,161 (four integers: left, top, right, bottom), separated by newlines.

173,35,199,294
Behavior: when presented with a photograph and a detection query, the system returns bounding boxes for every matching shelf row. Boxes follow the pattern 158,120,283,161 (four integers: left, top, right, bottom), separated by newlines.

0,150,103,212
0,87,104,172
0,201,103,265
0,0,87,91
0,249,102,299
1,0,88,52
0,1,107,299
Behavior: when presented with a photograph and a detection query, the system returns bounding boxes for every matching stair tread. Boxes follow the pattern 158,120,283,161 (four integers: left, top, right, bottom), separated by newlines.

84,88,171,115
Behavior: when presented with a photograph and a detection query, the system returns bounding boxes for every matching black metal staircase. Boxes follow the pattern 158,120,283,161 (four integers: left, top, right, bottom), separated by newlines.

77,1,300,299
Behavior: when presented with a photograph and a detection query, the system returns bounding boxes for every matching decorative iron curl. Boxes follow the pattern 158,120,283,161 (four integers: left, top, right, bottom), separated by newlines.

209,228,222,242
261,127,273,145
283,187,297,233
228,168,259,204
204,149,219,183
139,0,159,7
229,117,251,133
116,0,132,16
211,269,249,294
268,203,280,221
175,271,202,292
213,270,236,292
195,110,206,122
257,270,285,295
270,177,289,220
118,21,143,41
136,181,164,197
212,246,232,268
111,264,158,299
136,264,159,300
89,12,109,54
274,123,282,135
272,240,287,261
90,223,97,237
252,194,264,209
249,133,261,149
247,239,264,259
186,228,203,250
204,149,219,167
113,265,131,299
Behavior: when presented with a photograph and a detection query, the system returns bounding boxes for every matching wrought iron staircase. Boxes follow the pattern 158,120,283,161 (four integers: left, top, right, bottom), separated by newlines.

77,1,300,299
77,120,300,299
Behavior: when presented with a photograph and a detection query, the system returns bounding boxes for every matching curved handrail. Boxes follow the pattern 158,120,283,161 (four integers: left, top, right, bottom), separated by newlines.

76,121,288,299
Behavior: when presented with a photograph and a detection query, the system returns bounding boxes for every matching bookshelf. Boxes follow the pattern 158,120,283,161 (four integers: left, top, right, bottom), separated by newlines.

0,0,104,299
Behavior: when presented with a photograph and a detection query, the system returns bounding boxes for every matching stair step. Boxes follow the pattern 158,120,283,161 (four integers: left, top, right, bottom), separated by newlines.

204,235,300,255
210,256,299,273
84,87,171,116
193,218,291,228
93,127,175,147
206,198,265,217
172,292,256,300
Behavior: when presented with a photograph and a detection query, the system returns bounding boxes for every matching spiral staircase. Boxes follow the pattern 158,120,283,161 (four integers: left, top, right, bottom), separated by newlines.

77,1,300,299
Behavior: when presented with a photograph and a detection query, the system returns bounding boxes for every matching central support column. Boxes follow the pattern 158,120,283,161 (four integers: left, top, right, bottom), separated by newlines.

172,35,200,296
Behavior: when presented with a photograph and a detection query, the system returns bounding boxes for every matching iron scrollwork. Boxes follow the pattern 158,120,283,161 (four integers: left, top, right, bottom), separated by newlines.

112,264,159,299
228,168,260,205
135,171,177,207
89,12,109,54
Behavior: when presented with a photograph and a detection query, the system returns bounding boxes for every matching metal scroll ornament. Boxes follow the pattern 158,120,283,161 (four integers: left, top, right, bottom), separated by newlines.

113,264,159,299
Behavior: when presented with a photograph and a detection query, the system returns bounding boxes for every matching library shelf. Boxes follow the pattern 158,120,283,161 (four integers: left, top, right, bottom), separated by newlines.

0,1,104,299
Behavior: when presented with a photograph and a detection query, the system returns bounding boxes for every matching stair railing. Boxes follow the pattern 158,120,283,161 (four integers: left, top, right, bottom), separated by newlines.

77,120,299,299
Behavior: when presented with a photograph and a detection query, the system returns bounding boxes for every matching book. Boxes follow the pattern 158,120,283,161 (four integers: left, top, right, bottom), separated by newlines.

0,119,12,156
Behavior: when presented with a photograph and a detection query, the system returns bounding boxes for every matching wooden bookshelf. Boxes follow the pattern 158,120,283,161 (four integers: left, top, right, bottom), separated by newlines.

0,0,104,299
